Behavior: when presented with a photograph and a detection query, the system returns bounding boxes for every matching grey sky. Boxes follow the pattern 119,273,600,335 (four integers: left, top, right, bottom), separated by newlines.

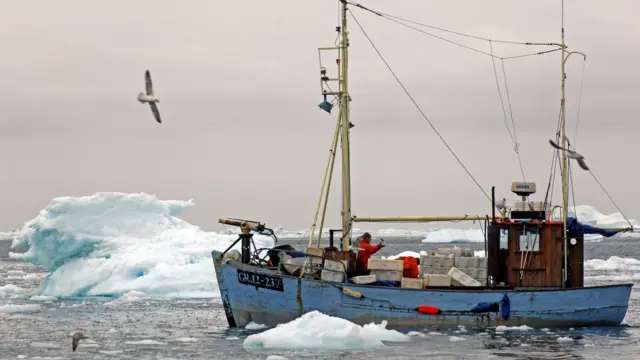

1,0,639,233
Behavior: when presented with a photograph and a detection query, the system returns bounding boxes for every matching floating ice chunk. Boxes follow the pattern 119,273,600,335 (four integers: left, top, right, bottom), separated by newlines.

125,340,167,345
407,331,426,337
245,322,268,330
243,311,410,350
8,192,275,298
0,284,26,298
495,325,533,332
175,337,198,342
585,256,640,271
557,336,574,343
0,304,41,314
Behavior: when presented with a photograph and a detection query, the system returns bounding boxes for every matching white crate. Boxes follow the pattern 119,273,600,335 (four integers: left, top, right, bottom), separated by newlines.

425,274,451,287
420,255,454,268
350,274,376,284
321,269,345,283
474,257,488,268
420,266,451,276
472,268,487,280
324,259,347,273
368,259,403,271
454,257,474,268
401,277,423,289
448,267,482,287
370,269,402,282
437,247,462,257
304,248,324,267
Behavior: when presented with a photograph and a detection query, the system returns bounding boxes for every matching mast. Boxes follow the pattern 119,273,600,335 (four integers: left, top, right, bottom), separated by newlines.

560,0,569,288
560,0,586,288
339,0,352,251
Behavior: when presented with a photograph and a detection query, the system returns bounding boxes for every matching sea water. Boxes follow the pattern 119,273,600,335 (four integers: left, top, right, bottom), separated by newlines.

0,193,639,359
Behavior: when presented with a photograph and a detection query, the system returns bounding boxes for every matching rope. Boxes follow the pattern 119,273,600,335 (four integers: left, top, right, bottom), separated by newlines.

573,60,587,146
347,9,493,205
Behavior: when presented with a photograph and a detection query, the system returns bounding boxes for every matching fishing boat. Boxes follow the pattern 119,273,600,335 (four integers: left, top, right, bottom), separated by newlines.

211,0,634,328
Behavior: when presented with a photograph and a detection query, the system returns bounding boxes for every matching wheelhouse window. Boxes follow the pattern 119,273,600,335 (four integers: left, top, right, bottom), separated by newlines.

518,229,540,252
500,229,509,249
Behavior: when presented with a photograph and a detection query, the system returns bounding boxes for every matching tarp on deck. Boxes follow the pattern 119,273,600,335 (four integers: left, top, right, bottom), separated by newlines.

566,217,624,238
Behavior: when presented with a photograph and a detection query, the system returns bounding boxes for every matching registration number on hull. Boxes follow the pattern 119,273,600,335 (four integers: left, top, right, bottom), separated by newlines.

237,269,284,292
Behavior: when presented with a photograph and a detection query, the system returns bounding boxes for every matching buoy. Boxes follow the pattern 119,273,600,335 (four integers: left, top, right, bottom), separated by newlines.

500,294,511,320
417,305,441,315
342,287,363,299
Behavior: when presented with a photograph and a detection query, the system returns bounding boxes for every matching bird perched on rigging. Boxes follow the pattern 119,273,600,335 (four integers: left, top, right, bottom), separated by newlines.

548,139,590,171
71,331,88,352
137,69,162,124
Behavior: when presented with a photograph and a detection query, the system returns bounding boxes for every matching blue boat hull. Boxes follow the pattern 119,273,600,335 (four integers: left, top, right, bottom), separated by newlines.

212,250,632,329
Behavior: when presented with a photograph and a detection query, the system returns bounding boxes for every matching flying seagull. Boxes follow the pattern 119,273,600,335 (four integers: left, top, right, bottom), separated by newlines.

71,331,88,352
548,139,590,171
137,70,162,123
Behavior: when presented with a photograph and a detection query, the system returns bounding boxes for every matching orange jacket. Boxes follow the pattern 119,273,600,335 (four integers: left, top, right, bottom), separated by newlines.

398,256,419,278
357,238,383,270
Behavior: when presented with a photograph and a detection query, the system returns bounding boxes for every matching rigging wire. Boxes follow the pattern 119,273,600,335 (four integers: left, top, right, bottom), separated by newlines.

501,59,526,182
345,0,561,47
488,41,526,182
344,0,633,231
345,0,562,61
489,42,517,145
347,9,493,205
543,105,563,212
379,14,561,61
573,60,587,146
346,1,553,183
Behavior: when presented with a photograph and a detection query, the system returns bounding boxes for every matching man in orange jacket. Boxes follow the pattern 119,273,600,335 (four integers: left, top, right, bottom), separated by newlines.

398,256,419,278
356,232,385,273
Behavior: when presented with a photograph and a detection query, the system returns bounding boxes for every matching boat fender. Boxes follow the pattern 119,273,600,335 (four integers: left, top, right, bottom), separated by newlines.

417,306,441,315
500,294,511,320
342,287,364,299
471,302,499,313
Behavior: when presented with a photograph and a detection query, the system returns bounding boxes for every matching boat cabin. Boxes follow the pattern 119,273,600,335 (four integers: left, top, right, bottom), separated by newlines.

486,182,584,289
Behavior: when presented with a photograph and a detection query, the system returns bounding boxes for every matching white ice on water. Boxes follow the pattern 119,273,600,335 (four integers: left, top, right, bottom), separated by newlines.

3,192,638,299
243,310,410,350
7,192,275,298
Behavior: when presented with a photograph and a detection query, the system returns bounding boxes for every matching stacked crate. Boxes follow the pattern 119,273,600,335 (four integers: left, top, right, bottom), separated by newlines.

420,251,488,288
452,256,488,286
419,255,454,288
437,247,474,257
321,259,348,283
367,259,403,282
419,255,454,277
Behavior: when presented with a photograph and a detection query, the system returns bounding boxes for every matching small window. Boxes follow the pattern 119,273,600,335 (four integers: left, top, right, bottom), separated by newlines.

500,229,508,249
518,230,540,252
